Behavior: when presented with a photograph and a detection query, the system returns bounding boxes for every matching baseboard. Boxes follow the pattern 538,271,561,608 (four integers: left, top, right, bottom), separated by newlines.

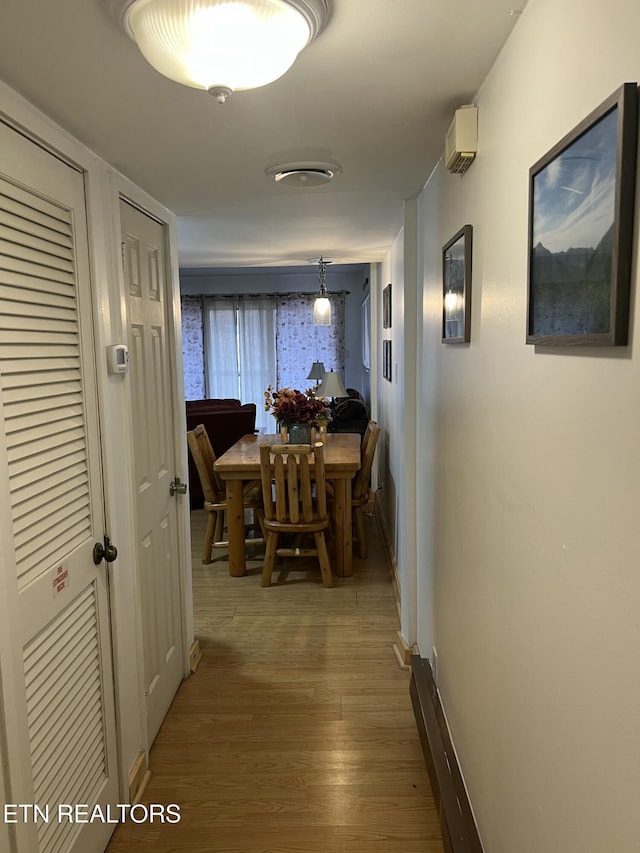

189,639,203,673
394,630,418,669
373,492,401,607
128,751,150,804
410,656,484,853
375,494,413,669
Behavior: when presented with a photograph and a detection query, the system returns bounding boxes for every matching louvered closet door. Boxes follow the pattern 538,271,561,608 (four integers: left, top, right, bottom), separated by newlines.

0,122,118,853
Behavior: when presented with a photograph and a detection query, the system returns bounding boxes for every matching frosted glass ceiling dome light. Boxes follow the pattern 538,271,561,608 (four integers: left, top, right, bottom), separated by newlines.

105,0,329,103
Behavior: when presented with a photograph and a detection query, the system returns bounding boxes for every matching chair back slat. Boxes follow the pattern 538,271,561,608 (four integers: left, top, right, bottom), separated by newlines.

260,443,275,518
274,453,287,522
313,441,327,518
287,453,301,523
299,453,312,522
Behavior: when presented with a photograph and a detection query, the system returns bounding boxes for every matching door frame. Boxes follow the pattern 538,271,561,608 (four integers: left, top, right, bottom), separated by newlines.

0,79,193,804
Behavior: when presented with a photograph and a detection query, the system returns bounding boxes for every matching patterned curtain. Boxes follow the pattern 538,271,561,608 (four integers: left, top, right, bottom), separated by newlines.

275,293,345,391
180,296,205,399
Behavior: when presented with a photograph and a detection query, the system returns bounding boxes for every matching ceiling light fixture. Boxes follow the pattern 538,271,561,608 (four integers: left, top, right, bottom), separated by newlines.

103,0,329,103
313,257,332,326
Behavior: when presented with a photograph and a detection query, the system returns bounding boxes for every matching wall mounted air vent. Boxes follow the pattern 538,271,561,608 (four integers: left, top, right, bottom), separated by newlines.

445,105,478,175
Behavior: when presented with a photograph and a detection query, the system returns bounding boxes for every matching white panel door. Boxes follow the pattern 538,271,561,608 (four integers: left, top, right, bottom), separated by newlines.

120,200,183,746
0,123,119,852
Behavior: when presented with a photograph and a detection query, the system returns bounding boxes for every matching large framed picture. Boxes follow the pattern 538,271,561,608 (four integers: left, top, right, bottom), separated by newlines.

526,83,638,346
442,225,472,344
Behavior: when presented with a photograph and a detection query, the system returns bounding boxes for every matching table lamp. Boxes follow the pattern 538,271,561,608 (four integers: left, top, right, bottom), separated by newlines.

318,369,347,401
306,361,326,391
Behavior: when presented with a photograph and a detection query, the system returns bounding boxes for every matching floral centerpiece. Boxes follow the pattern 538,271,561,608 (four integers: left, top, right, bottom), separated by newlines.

264,386,330,435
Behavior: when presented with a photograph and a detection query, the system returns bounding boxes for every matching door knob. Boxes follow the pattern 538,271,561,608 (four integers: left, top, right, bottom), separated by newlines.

93,535,118,565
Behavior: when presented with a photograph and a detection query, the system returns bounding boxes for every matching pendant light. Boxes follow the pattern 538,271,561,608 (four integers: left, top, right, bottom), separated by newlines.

313,257,331,326
103,0,329,103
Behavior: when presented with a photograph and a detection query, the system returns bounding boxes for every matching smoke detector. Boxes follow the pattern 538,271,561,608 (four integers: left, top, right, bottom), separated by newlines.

266,160,342,186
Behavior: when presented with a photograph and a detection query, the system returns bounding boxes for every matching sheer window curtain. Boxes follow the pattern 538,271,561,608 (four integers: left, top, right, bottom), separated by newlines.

204,297,277,431
204,299,238,399
237,299,276,431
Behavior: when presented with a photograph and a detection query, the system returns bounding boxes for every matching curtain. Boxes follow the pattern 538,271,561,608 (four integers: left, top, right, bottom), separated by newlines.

180,296,205,399
276,293,345,390
237,299,276,431
203,296,277,431
204,298,238,399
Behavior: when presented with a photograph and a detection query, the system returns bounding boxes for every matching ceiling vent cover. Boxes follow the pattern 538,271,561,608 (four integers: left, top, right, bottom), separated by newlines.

445,105,478,175
266,159,342,187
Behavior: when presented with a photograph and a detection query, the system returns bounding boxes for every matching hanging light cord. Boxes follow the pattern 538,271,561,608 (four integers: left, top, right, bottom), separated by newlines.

318,257,328,296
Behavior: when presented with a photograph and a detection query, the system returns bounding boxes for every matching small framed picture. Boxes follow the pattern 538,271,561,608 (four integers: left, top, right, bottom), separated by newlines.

383,339,392,381
526,83,638,346
382,283,392,329
361,293,371,370
442,225,472,344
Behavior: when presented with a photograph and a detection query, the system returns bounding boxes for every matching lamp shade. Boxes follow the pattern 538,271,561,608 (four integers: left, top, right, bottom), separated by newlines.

318,369,346,399
313,296,331,325
306,361,326,381
110,0,328,99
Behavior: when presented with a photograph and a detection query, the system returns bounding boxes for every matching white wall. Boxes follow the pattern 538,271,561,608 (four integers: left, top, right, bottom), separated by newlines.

376,233,408,621
409,0,640,850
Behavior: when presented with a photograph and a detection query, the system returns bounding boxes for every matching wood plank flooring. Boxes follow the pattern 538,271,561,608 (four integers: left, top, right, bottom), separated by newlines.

105,510,443,852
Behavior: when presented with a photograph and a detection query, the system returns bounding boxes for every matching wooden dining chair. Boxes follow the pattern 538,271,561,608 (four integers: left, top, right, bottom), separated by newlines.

361,419,378,457
325,421,381,560
351,422,381,559
259,442,333,588
187,423,264,563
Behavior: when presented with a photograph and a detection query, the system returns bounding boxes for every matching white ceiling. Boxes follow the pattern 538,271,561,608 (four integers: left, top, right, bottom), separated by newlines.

0,0,525,268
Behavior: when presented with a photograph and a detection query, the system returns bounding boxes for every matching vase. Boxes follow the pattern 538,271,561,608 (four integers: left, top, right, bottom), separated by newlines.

287,423,312,444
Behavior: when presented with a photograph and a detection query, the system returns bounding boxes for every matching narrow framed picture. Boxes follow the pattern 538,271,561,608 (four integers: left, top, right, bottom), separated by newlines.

526,82,638,346
383,339,392,381
383,283,392,329
361,293,371,370
442,225,472,344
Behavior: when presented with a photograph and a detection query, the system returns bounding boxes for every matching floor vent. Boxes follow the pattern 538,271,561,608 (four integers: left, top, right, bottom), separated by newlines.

410,656,484,853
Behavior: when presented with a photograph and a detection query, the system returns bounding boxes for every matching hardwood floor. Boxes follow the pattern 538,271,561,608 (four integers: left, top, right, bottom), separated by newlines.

105,510,444,852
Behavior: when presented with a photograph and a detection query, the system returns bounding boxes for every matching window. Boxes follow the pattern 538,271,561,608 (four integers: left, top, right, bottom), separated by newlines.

183,292,346,432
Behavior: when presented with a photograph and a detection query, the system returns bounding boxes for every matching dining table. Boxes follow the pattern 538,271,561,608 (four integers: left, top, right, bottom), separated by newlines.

213,432,361,578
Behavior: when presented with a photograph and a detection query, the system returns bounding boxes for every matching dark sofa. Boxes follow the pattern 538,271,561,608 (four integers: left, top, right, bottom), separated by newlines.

329,389,369,438
185,398,257,506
